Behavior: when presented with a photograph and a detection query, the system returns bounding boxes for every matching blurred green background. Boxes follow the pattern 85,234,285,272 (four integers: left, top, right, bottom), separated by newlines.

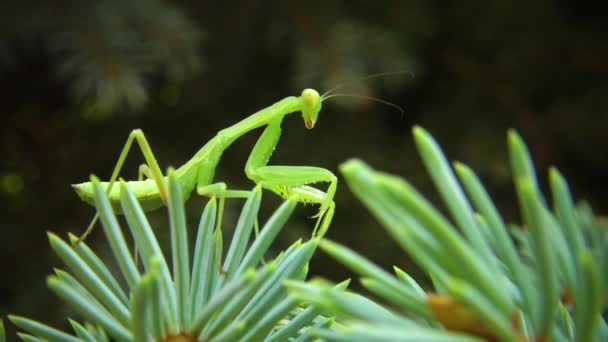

1,0,607,337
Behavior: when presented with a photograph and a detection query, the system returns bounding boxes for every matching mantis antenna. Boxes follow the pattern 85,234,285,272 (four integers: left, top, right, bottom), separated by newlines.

321,93,405,117
321,70,415,98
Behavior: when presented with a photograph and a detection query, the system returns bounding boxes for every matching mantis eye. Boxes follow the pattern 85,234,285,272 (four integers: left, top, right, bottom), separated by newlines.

302,88,320,109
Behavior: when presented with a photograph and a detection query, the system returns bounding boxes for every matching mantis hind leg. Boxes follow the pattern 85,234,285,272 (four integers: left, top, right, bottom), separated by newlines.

196,157,254,236
197,183,257,273
77,129,168,243
245,119,337,237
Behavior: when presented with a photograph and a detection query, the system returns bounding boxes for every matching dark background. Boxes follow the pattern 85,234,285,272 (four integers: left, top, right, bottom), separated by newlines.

1,0,607,338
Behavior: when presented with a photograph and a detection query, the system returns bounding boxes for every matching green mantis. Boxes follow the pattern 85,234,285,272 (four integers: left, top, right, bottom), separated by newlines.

73,88,336,239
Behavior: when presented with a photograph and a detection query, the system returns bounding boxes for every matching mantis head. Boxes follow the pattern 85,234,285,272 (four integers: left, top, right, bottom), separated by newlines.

301,88,322,129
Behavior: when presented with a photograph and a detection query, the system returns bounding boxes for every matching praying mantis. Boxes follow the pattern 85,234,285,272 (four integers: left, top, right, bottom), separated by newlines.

73,88,337,239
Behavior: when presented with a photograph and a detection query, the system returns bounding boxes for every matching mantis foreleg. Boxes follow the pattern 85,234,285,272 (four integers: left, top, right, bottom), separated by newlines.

244,118,337,237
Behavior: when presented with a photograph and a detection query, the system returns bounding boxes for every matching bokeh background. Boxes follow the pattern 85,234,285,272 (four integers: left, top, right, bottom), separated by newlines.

1,0,607,338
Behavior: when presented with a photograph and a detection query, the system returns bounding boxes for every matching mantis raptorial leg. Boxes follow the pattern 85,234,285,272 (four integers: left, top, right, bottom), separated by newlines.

73,89,337,241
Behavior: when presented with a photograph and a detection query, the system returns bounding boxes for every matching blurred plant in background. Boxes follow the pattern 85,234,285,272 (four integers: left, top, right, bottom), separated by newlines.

0,0,201,116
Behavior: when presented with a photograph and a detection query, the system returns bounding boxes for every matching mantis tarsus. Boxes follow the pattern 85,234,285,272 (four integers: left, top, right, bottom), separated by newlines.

73,88,337,240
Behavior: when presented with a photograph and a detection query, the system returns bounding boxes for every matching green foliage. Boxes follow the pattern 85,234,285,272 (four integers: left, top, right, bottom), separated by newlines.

289,127,607,341
5,126,607,342
9,171,330,341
